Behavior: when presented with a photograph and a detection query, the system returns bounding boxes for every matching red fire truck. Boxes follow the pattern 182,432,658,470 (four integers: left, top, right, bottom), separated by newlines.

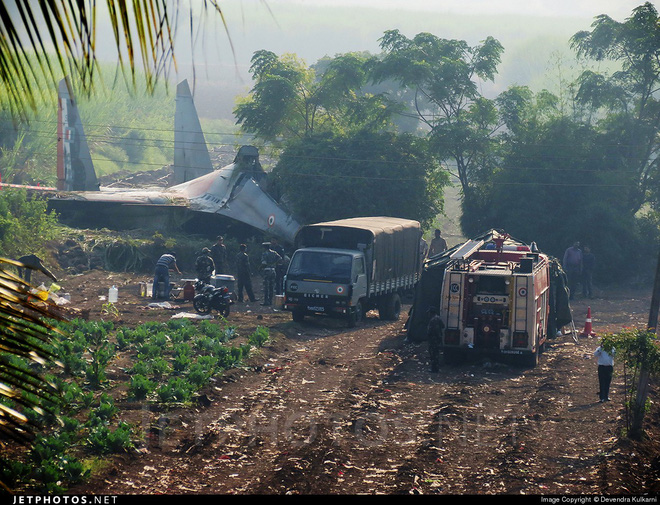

406,230,571,367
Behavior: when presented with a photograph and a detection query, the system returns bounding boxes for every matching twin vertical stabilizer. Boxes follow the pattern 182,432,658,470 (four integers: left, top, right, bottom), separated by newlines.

173,80,214,183
56,77,99,191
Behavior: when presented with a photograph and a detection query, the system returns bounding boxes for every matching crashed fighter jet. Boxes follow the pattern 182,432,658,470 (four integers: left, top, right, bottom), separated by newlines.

49,78,301,243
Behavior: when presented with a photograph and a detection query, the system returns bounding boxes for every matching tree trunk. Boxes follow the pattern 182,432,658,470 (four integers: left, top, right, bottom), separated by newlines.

630,249,660,439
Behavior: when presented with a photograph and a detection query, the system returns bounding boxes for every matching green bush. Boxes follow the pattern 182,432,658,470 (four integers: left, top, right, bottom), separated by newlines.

157,377,193,403
248,326,270,347
88,422,133,453
128,374,155,400
150,357,170,378
186,364,211,387
0,189,60,259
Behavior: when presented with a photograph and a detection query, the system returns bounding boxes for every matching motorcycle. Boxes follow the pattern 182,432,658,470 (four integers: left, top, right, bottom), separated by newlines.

193,280,232,317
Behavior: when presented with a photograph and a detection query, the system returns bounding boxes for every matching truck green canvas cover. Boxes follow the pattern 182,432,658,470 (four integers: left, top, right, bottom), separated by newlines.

294,217,421,284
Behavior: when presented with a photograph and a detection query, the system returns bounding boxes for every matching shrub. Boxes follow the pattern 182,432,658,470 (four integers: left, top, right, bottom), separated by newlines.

157,377,193,403
186,364,211,388
0,189,60,259
88,422,133,453
150,357,170,378
129,360,149,376
128,374,155,400
248,326,270,347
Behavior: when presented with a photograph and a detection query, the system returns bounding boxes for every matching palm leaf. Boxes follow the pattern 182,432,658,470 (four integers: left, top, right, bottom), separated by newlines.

0,258,66,446
0,0,228,118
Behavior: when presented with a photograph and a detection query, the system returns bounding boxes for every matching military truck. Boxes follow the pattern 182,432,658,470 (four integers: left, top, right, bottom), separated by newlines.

283,217,421,327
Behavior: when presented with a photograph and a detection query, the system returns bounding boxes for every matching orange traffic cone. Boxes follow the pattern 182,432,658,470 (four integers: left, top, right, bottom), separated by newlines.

580,306,596,338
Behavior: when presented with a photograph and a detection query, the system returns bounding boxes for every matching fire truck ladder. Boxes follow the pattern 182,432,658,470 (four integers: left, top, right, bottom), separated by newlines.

445,271,464,330
513,276,530,335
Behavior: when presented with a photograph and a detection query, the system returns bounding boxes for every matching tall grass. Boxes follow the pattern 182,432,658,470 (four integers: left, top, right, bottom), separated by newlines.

0,58,176,185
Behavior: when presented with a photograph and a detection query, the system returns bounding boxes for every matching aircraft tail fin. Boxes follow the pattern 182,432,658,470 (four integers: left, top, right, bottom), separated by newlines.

173,80,214,184
57,77,99,191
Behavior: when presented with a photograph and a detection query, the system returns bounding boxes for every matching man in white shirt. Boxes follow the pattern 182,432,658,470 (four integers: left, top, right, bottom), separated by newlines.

594,344,615,402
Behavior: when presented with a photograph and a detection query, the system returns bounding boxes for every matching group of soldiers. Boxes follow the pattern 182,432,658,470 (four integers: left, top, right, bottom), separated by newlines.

193,236,289,306
192,229,447,369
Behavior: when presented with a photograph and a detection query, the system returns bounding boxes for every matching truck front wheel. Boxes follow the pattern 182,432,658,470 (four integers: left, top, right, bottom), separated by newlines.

347,301,363,328
292,308,305,322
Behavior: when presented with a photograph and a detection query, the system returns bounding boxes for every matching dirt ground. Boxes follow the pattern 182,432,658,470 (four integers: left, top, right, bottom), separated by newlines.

41,268,660,495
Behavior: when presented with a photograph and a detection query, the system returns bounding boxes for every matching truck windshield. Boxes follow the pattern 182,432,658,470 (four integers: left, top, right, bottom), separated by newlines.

287,251,353,283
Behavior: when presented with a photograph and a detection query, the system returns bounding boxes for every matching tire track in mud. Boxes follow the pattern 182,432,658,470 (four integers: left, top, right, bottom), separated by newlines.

70,313,627,495
197,316,408,494
377,338,623,495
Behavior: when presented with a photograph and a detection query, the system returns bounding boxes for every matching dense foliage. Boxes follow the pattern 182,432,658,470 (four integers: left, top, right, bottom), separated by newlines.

234,3,660,281
0,190,59,260
271,131,447,227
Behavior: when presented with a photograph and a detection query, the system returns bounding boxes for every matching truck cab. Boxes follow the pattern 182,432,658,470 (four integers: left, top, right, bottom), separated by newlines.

284,247,368,326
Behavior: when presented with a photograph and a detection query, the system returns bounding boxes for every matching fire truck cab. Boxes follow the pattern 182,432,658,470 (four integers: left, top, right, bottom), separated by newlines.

438,234,551,367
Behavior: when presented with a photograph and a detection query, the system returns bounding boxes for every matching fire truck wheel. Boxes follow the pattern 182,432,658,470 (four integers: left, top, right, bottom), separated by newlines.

443,348,465,364
525,348,539,367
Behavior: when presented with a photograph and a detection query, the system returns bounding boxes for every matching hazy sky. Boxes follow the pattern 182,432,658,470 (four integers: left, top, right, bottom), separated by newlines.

286,0,650,19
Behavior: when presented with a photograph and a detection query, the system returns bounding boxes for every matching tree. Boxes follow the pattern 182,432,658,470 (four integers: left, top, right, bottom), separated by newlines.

271,130,448,228
0,1,224,117
467,84,654,280
570,2,660,215
234,50,401,145
372,30,504,205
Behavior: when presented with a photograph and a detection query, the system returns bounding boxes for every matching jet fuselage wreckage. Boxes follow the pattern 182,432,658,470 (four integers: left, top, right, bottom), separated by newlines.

48,78,301,243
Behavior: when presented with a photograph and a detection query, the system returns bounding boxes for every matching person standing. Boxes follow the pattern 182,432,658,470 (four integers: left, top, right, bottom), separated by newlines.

153,252,181,300
270,237,287,295
427,307,445,373
429,229,447,257
582,246,596,299
260,242,282,306
195,248,215,285
210,236,227,275
594,343,615,402
235,244,256,303
562,241,582,300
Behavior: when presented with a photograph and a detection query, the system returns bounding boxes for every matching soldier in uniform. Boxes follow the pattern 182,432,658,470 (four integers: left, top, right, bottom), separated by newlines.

270,237,287,295
210,235,227,275
235,243,256,303
260,242,282,306
195,248,215,285
427,306,445,373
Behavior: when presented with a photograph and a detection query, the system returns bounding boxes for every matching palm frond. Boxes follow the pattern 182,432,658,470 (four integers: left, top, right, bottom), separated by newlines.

0,0,227,118
0,258,66,446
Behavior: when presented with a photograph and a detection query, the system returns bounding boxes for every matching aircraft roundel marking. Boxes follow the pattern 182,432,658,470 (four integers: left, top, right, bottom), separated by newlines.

518,287,527,297
268,214,276,227
336,286,344,294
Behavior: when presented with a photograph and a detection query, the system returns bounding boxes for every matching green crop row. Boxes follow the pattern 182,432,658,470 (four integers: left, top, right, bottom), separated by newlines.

1,317,270,492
